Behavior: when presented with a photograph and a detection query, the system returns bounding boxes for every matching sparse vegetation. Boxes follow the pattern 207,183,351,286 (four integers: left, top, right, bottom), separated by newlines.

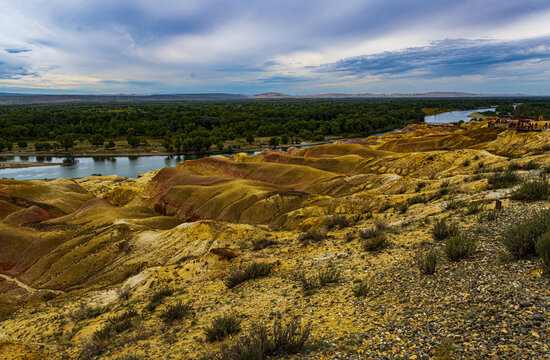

510,179,550,202
203,317,311,360
325,215,351,230
159,302,193,324
431,218,459,241
145,288,174,312
252,238,278,251
464,201,483,215
352,282,371,297
445,232,476,261
293,264,342,295
444,199,467,211
205,314,242,342
298,229,326,243
417,249,438,275
223,262,274,288
503,210,550,258
362,233,390,252
487,171,520,189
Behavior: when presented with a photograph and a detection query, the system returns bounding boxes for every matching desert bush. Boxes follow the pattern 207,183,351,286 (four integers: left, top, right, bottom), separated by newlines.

464,201,483,215
298,230,326,243
416,181,426,191
362,233,390,252
116,285,131,301
352,282,370,297
408,195,426,205
93,310,139,341
542,166,550,174
203,317,311,360
462,159,470,167
372,217,388,231
359,227,382,240
70,303,104,322
522,160,539,170
417,249,438,275
510,180,550,202
293,264,341,295
482,210,498,222
223,262,274,288
252,238,278,251
444,199,467,211
159,302,192,324
205,314,242,342
395,202,409,213
445,233,476,261
536,231,550,276
430,218,458,241
145,288,174,312
325,215,351,230
487,171,520,189
503,210,550,258
317,265,342,286
508,163,522,171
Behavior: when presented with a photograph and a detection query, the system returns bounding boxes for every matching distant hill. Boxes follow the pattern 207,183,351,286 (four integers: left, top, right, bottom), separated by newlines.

0,91,536,105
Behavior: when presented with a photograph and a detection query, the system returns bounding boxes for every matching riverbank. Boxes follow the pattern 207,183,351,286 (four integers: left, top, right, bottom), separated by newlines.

0,162,63,169
0,140,338,158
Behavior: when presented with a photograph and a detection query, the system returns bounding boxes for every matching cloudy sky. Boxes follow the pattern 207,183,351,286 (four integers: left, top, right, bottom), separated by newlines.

1,0,550,94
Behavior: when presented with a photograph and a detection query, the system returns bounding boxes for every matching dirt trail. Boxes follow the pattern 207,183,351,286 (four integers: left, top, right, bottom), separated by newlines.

0,273,64,294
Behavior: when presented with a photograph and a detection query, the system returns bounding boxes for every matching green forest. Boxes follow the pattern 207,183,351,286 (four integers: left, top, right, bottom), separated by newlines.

0,98,544,153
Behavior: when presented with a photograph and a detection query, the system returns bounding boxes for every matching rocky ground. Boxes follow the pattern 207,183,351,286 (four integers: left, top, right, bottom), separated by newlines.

1,120,550,359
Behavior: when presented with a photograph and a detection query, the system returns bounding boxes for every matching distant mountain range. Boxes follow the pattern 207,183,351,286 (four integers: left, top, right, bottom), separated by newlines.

0,91,538,105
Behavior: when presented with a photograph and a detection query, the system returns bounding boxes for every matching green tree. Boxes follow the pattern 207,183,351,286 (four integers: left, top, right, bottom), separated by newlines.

17,141,27,148
127,135,140,148
105,140,116,149
269,137,280,147
281,134,290,145
245,134,254,144
56,133,76,151
89,134,105,147
162,137,173,152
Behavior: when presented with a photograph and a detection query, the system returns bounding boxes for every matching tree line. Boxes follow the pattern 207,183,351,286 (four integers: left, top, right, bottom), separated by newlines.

0,98,531,152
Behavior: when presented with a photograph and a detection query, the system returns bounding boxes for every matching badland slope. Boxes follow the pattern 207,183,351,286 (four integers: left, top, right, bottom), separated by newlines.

1,119,550,359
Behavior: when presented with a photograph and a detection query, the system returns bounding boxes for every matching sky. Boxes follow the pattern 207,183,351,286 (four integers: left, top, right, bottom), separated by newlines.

1,0,550,95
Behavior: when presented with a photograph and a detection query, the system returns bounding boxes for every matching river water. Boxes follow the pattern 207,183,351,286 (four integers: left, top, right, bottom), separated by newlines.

0,108,494,180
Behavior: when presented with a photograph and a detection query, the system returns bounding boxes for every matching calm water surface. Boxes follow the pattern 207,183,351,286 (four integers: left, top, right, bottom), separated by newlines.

0,108,494,180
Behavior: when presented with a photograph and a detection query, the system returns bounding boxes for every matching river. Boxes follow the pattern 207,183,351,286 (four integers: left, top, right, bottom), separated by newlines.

0,108,494,180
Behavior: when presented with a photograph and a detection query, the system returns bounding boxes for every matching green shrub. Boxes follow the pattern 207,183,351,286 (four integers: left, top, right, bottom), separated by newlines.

510,180,550,202
362,233,390,252
325,215,351,230
536,231,550,276
298,230,326,243
503,210,550,258
91,310,139,347
223,262,274,288
487,171,520,189
317,265,342,286
145,288,174,312
430,218,458,241
444,199,467,211
508,163,522,171
522,160,539,170
395,202,409,213
203,317,311,360
418,249,438,275
445,233,476,261
252,238,277,251
159,302,192,324
352,282,370,297
293,264,341,295
464,201,483,215
359,227,382,240
205,314,242,342
408,195,426,205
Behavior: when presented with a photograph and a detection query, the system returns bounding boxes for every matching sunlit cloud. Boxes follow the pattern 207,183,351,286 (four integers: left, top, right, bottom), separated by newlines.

0,0,550,94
